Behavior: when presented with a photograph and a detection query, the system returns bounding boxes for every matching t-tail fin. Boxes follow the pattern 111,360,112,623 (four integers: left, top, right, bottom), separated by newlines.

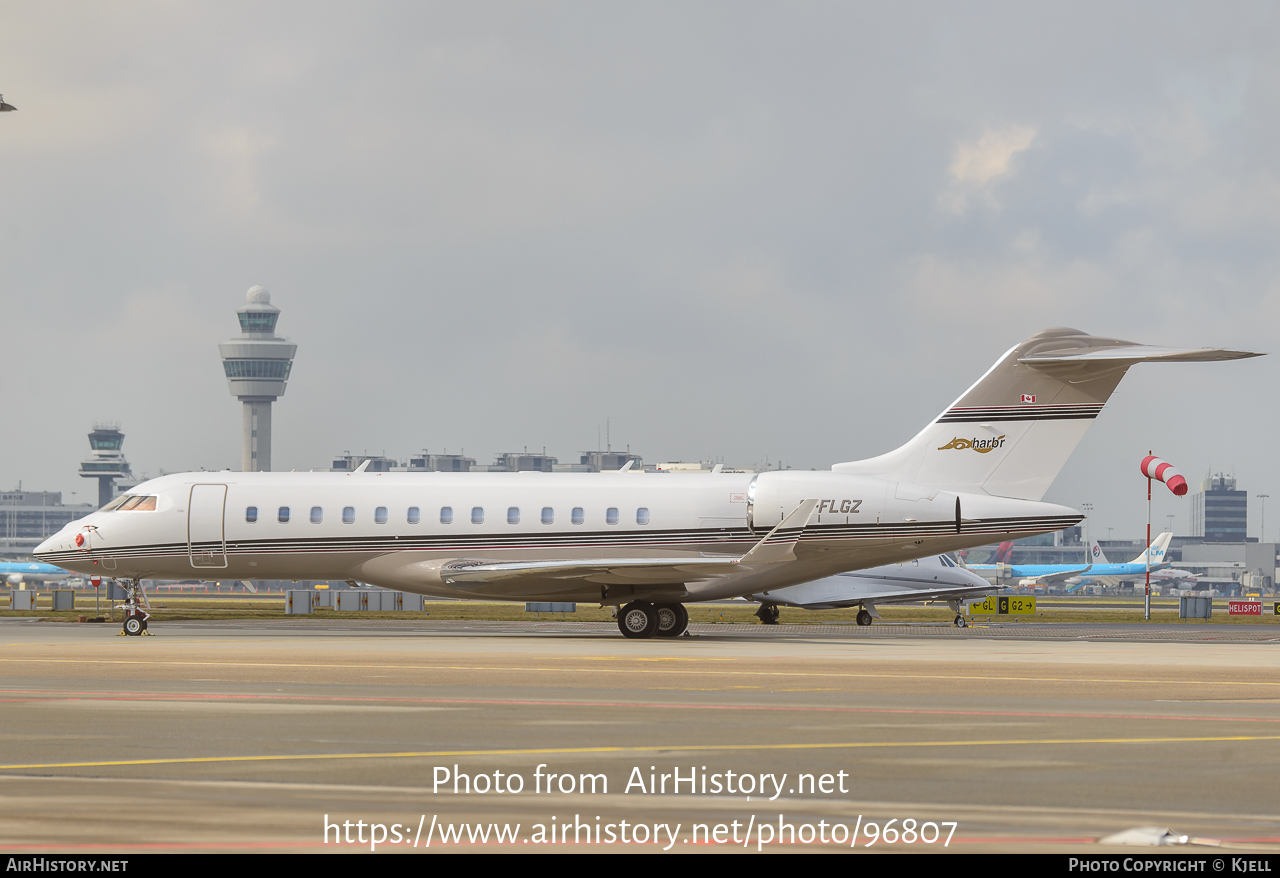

833,328,1260,501
1088,539,1110,565
1132,532,1173,566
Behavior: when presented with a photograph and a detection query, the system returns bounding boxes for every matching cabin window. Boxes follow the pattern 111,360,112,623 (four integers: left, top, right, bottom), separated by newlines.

245,506,258,523
375,506,388,525
278,507,290,523
507,507,520,525
407,507,420,524
440,506,454,525
310,506,323,524
606,507,619,525
471,506,484,524
571,507,585,525
541,507,554,525
342,507,355,524
636,507,650,525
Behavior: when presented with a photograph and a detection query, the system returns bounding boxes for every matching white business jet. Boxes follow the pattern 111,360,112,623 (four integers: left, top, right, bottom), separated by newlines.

35,328,1258,638
747,553,997,628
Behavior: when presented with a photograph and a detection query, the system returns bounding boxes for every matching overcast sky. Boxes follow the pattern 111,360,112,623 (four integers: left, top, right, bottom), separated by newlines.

3,2,1278,540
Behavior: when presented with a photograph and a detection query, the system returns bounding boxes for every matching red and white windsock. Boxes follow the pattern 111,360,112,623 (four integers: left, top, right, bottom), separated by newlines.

1140,455,1188,496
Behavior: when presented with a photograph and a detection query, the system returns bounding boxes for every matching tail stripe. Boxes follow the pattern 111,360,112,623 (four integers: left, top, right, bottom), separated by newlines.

940,404,1103,423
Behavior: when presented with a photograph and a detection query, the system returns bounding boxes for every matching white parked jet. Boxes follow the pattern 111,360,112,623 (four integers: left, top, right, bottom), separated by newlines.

35,328,1258,638
747,553,997,628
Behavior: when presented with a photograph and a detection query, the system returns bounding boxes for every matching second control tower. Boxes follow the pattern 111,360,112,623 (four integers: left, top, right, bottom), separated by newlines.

218,286,297,472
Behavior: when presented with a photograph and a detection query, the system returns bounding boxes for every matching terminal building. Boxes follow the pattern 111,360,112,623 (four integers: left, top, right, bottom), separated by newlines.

1,489,94,557
1191,473,1248,542
329,448,645,473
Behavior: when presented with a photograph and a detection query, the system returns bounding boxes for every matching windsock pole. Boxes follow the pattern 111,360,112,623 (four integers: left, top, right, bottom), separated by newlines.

1139,454,1188,621
1146,451,1152,621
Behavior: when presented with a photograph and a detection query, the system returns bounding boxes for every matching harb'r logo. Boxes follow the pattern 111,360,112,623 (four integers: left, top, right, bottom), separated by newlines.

937,435,1007,454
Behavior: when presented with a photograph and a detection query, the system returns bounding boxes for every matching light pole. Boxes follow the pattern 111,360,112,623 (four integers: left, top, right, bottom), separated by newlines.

1258,495,1269,543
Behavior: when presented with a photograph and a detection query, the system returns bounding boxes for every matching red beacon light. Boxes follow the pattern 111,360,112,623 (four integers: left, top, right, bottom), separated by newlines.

74,533,85,548
1140,455,1187,496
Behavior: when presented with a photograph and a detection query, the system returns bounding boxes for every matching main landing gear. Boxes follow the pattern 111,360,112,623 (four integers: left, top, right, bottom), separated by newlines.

856,608,874,626
115,579,153,637
953,614,967,628
617,601,688,639
755,603,780,625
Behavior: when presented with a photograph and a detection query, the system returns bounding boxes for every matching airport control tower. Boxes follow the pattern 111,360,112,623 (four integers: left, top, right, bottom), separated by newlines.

78,423,133,508
218,286,297,472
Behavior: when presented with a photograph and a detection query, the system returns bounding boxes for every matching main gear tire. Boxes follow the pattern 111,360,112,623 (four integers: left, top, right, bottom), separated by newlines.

618,602,658,639
856,609,874,627
654,603,689,638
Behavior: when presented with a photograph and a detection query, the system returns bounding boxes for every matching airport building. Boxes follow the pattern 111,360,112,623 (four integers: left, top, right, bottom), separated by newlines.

219,286,297,473
0,489,94,556
328,449,646,473
1191,473,1248,541
78,424,137,508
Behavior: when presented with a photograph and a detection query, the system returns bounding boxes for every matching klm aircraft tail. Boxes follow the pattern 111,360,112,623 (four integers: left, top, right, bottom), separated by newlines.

834,329,1259,501
1132,532,1173,567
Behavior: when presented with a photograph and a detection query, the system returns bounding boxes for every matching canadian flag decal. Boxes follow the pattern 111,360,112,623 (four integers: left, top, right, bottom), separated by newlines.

1020,394,1036,403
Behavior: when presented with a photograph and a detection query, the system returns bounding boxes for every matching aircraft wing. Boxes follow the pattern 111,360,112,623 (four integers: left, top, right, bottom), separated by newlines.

437,500,819,591
840,582,999,606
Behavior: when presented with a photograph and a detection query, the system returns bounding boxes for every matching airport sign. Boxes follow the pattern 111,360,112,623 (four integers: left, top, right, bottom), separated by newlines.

969,596,1036,616
1228,600,1262,616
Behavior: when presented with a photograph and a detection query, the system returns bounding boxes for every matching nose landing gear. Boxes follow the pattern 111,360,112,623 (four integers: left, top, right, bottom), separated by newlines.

114,579,153,637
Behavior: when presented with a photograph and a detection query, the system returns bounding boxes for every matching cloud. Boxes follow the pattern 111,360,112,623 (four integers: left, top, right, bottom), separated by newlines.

940,125,1037,214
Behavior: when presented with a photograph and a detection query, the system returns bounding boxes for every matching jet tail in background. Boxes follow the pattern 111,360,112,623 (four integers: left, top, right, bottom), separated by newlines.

992,541,1014,564
833,328,1260,501
1131,532,1173,567
1088,539,1110,565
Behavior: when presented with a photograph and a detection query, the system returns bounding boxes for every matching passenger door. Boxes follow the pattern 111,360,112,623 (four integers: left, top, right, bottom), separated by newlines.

188,484,228,568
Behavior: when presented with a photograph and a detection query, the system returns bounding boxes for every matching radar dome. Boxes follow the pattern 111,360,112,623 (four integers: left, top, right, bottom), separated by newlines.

246,285,271,305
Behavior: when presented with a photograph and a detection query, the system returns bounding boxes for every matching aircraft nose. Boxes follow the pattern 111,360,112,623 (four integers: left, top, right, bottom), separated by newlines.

34,527,73,559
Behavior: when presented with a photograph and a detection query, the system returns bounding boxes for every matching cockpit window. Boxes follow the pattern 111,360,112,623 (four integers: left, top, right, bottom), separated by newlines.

101,495,131,512
114,495,157,511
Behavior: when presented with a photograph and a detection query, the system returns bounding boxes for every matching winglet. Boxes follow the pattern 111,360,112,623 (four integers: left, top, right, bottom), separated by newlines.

743,499,819,563
353,460,371,474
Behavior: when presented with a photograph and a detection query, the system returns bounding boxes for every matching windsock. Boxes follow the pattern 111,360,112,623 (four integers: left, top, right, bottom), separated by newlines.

1140,455,1187,496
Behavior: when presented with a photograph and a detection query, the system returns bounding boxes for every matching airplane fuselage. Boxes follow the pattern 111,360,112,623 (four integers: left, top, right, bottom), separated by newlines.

35,470,1081,604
